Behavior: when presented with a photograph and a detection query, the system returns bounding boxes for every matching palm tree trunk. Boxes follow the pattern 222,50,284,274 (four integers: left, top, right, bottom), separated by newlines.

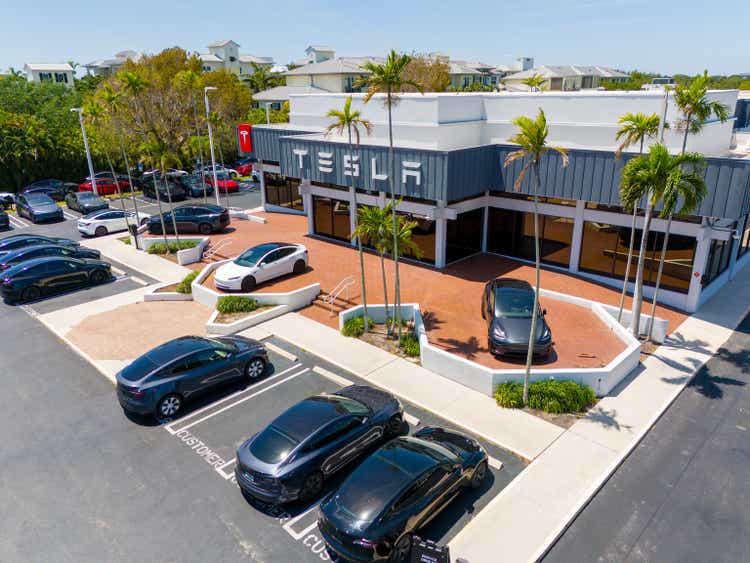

348,125,368,333
119,138,141,247
617,206,638,323
631,195,653,338
104,152,132,238
163,173,180,248
217,143,230,210
380,251,389,329
386,88,402,340
151,173,170,249
523,162,543,406
681,114,691,154
191,92,207,203
648,215,672,340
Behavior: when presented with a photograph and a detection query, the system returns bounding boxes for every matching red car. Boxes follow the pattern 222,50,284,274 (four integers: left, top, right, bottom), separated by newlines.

236,163,253,176
79,174,131,196
205,173,239,193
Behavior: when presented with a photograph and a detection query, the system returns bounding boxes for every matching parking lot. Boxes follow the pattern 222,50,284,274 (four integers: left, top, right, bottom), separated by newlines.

137,336,523,562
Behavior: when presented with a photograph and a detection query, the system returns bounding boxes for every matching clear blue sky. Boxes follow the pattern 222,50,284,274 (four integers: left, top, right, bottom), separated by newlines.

3,0,748,76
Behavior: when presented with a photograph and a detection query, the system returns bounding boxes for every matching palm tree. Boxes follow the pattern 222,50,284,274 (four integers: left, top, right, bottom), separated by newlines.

245,63,283,93
325,96,374,333
208,111,231,209
522,74,546,92
141,135,182,249
613,112,662,323
358,50,423,339
175,70,208,201
353,203,394,327
504,109,568,406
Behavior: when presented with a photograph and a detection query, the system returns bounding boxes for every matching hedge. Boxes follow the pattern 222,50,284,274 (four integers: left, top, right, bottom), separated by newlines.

216,295,259,314
494,380,596,414
399,333,420,357
176,271,199,294
341,316,374,338
147,240,198,254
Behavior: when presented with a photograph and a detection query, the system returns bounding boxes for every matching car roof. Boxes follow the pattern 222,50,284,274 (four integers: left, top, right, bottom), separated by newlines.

179,203,223,212
5,244,64,256
2,256,77,276
492,278,532,291
84,209,116,219
272,396,352,443
144,336,213,365
25,193,55,202
0,234,53,245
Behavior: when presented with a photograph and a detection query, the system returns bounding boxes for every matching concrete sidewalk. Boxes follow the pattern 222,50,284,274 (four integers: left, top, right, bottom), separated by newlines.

240,313,565,462
449,266,750,562
82,234,191,284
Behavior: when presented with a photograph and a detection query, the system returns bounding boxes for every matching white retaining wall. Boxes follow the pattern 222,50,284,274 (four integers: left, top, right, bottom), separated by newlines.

136,236,209,266
206,305,290,335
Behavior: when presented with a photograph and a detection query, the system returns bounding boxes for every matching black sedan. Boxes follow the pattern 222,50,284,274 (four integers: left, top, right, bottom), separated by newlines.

147,203,230,235
116,335,268,418
319,427,488,562
0,193,14,210
481,278,552,357
142,180,187,202
15,193,64,224
22,179,79,201
0,235,79,257
0,256,111,303
65,191,109,214
0,209,8,230
177,174,215,198
235,385,403,505
0,244,101,270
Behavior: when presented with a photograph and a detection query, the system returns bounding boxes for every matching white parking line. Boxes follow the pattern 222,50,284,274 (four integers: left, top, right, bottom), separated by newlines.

111,266,125,275
404,412,421,426
312,365,353,387
283,502,321,540
8,214,30,228
164,363,303,434
216,458,237,480
62,210,78,220
265,342,297,362
129,276,148,286
488,456,504,471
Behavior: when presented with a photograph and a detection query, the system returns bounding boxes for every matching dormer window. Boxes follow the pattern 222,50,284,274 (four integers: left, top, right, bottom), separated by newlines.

229,56,236,62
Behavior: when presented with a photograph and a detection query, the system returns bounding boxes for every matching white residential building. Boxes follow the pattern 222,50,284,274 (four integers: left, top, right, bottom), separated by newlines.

504,65,630,91
83,50,143,77
198,40,274,77
23,63,75,87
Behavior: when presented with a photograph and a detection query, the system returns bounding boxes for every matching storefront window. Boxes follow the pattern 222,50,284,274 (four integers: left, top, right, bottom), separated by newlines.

398,212,435,264
446,208,484,264
264,172,303,211
313,196,350,242
738,215,750,258
579,221,696,293
487,207,574,267
703,238,732,287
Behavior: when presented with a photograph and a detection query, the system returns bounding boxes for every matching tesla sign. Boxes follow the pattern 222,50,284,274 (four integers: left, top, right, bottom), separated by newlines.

237,123,252,153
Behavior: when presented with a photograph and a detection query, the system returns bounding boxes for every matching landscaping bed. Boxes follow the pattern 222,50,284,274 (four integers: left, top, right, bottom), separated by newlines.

342,315,421,364
214,306,275,325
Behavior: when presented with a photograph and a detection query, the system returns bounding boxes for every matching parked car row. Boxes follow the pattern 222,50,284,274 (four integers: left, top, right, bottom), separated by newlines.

116,333,487,562
0,234,111,303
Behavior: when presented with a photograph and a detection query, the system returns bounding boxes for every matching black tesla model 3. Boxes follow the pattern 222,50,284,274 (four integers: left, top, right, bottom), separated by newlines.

235,386,404,505
116,335,268,419
318,427,488,562
0,234,78,257
0,244,100,270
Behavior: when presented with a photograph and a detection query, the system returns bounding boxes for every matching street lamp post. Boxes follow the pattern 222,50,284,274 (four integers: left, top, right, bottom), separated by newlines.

203,86,221,206
71,107,98,195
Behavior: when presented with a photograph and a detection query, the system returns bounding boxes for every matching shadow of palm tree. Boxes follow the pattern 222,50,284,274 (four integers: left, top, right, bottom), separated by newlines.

436,336,483,360
421,310,445,331
584,406,633,431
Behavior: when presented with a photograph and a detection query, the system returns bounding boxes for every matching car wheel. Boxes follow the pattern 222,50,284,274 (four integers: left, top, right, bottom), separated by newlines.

299,471,324,503
390,533,412,562
90,269,108,284
140,217,149,226
21,286,41,302
198,222,212,235
385,413,403,437
156,394,182,419
94,226,108,237
470,460,488,489
245,357,266,380
240,276,256,292
292,259,305,275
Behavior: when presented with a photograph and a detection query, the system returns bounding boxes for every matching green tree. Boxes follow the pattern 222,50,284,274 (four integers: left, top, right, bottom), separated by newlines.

613,112,663,323
325,96,374,332
244,63,284,93
358,50,423,339
174,69,208,201
504,109,568,406
353,203,394,326
522,74,546,92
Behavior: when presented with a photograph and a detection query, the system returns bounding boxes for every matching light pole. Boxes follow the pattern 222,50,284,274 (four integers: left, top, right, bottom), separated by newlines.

204,86,221,206
71,107,98,195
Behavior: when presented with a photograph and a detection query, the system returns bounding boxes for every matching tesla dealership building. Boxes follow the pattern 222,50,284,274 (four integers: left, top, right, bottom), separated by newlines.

245,90,750,312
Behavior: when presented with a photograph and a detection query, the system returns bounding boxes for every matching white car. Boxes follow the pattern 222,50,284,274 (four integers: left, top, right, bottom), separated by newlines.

77,209,150,237
215,242,308,291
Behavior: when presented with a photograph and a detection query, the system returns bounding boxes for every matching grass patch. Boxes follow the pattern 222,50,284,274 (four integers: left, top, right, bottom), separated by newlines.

494,380,596,414
341,315,374,338
147,240,198,254
399,333,421,357
176,271,199,294
216,295,259,314
118,236,131,245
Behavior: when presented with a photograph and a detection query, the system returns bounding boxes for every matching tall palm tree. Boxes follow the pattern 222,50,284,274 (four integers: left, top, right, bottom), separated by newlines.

245,63,283,93
174,70,208,201
645,72,729,338
208,111,231,209
504,109,568,406
522,74,546,92
325,96,374,332
613,112,662,323
142,135,182,248
353,203,394,327
358,50,423,339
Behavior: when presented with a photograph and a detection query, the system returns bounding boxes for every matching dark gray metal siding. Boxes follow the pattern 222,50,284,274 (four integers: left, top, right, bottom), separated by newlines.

446,145,500,200
251,127,315,163
496,145,750,220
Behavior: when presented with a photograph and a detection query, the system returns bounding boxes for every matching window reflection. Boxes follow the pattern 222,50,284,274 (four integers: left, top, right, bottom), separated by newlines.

487,207,573,267
313,196,351,241
264,172,303,211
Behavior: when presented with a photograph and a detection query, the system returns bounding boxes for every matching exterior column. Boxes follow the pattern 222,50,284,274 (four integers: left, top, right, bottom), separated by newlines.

435,199,447,269
258,160,267,209
348,187,357,247
377,191,386,209
299,179,314,236
685,225,712,312
569,200,585,273
481,195,489,253
728,224,741,280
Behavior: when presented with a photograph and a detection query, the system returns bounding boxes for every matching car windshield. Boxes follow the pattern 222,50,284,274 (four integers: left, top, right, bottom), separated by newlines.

204,337,238,353
28,195,54,205
495,288,535,318
234,245,276,267
78,192,99,201
249,426,299,464
119,355,159,382
320,394,370,415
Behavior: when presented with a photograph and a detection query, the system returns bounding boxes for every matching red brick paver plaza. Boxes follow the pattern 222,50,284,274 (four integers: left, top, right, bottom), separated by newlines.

188,212,687,369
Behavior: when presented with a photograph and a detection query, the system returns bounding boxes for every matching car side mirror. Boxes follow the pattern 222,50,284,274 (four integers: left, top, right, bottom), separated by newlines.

542,309,547,316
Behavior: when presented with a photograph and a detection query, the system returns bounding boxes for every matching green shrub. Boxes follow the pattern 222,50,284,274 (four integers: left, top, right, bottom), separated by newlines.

399,333,421,357
341,315,374,337
494,380,596,414
216,296,259,314
176,271,199,294
147,240,199,254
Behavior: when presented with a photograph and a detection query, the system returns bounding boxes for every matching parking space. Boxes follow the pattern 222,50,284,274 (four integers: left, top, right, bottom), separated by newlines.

149,336,523,562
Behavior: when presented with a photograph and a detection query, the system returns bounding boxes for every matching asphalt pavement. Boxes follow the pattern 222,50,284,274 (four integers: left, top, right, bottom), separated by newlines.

543,313,750,563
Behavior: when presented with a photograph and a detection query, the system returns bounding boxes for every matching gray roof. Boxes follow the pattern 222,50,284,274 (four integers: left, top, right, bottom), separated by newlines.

448,61,484,76
239,54,274,65
208,39,239,48
306,45,335,52
24,63,73,71
284,57,381,76
506,65,629,80
253,85,330,102
199,53,223,63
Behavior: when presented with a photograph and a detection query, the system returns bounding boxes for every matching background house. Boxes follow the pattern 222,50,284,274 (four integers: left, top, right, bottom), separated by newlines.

504,65,630,91
198,40,274,77
23,63,75,87
83,50,142,77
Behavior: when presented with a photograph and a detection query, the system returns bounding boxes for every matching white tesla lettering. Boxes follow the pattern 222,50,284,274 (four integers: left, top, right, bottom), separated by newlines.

318,151,334,173
402,160,422,186
239,130,249,143
293,148,308,169
343,154,359,177
371,158,388,181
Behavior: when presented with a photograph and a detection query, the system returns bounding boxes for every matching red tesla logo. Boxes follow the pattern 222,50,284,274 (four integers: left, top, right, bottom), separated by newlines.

237,123,252,153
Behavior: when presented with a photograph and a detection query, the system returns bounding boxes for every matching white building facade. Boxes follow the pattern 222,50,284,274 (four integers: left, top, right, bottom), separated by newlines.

23,63,75,87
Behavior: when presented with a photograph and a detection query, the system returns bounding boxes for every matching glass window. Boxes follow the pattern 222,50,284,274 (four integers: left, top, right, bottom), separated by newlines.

446,208,484,264
738,215,750,258
264,172,303,211
250,426,299,463
579,221,696,293
487,208,574,267
313,196,351,242
397,211,435,265
703,238,732,287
